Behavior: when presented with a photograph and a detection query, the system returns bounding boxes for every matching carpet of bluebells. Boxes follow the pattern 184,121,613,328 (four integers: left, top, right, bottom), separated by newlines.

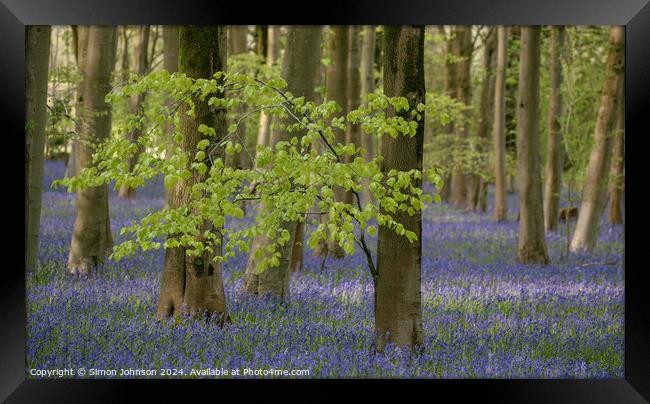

27,160,624,378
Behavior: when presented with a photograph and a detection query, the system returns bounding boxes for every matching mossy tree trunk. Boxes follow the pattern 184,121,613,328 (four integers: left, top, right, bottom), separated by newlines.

516,26,548,265
376,25,425,352
67,26,116,275
26,25,51,273
570,26,625,252
243,26,323,297
156,26,229,322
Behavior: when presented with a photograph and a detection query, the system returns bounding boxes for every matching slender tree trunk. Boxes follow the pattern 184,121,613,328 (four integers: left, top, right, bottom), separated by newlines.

516,26,548,265
493,26,509,221
571,26,625,252
67,26,117,275
156,26,229,322
255,25,268,57
608,92,624,225
543,26,566,231
26,26,51,274
468,28,497,211
319,25,349,259
243,26,323,298
346,26,362,173
118,26,151,199
163,26,180,210
120,26,129,82
439,26,458,202
256,26,281,156
360,25,376,206
505,27,520,194
227,26,249,170
376,25,425,352
450,26,472,208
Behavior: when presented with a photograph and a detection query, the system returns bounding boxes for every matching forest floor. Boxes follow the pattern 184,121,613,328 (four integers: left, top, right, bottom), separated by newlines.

27,160,624,378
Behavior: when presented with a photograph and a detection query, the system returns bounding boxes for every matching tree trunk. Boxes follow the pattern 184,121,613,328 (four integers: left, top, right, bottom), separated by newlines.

26,25,51,274
376,25,425,352
118,25,151,199
256,26,281,157
360,26,376,206
120,26,129,82
163,26,180,209
468,27,497,211
346,26,362,178
67,26,116,275
450,26,472,208
243,26,322,298
439,26,458,202
570,26,625,252
543,26,566,231
516,26,548,265
493,26,509,221
227,26,249,170
255,25,268,57
505,27,520,194
156,26,229,322
608,91,624,225
319,25,349,259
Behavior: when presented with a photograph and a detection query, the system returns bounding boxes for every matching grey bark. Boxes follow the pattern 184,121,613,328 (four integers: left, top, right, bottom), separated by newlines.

243,26,323,299
516,26,548,264
118,25,151,199
67,26,117,275
493,26,509,221
570,26,625,252
26,26,52,273
543,26,566,231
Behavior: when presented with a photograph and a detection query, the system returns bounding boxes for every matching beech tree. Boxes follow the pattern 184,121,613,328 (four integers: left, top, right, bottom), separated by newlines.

118,25,151,198
227,26,249,170
58,26,437,336
543,26,566,231
26,25,51,273
492,26,508,221
360,26,376,205
449,25,472,209
67,26,117,275
439,26,458,202
468,27,497,211
256,26,281,154
316,25,349,259
376,25,425,351
516,26,548,265
162,26,180,209
570,26,625,252
608,92,624,225
155,26,230,320
244,26,323,297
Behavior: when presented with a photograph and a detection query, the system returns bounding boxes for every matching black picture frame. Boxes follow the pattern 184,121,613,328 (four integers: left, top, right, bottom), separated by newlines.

3,0,648,401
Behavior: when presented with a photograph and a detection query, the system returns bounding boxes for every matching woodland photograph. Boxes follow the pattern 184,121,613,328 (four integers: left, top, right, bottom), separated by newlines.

25,24,624,378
